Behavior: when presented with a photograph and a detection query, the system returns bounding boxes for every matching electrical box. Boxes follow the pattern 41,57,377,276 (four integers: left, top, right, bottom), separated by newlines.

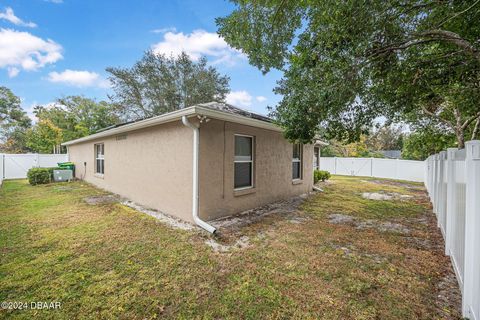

53,169,73,182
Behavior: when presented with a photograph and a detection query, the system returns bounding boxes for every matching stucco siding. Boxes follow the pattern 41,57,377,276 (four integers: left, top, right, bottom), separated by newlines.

68,121,194,222
198,119,314,220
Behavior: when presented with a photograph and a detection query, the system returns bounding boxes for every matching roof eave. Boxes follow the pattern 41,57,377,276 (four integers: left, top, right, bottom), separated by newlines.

62,105,282,146
194,105,281,133
62,107,197,146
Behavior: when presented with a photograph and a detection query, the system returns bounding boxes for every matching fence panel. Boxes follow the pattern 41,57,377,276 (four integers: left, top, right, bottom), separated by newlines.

396,160,425,182
426,140,480,319
2,154,68,179
319,157,425,182
319,157,336,173
38,154,70,167
329,157,372,177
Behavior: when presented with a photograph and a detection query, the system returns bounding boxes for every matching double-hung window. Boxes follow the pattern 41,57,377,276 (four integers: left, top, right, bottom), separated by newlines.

292,144,302,180
95,143,104,175
234,135,253,189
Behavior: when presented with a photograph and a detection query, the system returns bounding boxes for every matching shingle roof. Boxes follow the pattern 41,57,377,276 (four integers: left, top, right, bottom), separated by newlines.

94,101,271,134
195,101,272,123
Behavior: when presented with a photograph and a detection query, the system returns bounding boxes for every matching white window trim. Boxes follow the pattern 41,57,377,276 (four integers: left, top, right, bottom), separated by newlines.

234,134,254,190
95,143,105,176
292,144,303,181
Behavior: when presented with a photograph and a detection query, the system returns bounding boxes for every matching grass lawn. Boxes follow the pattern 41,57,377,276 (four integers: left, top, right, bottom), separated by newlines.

0,176,461,319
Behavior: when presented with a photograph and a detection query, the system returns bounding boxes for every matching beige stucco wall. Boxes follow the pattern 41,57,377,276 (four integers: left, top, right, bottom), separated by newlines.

198,119,314,220
68,118,314,223
67,121,194,222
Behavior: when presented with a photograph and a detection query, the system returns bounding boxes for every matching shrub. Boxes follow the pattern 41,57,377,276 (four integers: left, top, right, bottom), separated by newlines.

314,170,331,183
27,168,52,185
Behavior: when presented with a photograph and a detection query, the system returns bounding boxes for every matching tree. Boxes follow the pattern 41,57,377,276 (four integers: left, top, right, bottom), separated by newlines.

34,96,119,143
26,120,63,154
402,128,456,160
0,86,32,153
320,135,385,158
366,125,404,151
217,1,480,147
106,51,230,120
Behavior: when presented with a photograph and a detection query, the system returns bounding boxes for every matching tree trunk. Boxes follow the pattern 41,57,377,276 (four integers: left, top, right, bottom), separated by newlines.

456,128,465,149
472,117,480,140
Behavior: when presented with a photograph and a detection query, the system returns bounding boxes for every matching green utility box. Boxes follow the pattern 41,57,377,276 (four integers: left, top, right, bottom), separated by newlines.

58,162,75,177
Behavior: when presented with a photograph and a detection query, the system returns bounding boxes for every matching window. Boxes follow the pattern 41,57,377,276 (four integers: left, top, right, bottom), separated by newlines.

314,147,320,170
292,144,302,180
234,135,253,189
95,143,104,175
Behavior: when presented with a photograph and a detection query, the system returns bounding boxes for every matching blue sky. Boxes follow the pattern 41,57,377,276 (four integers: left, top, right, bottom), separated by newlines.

0,0,283,119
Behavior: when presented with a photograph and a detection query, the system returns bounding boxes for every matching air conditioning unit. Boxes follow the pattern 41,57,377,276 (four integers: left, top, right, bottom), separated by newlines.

53,169,73,182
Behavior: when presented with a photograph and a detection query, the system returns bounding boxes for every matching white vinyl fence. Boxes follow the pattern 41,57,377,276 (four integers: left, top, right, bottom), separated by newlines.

425,140,480,320
319,157,425,182
1,153,69,181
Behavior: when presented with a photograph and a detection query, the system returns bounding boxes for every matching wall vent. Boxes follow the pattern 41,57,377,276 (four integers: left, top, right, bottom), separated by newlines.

116,134,127,141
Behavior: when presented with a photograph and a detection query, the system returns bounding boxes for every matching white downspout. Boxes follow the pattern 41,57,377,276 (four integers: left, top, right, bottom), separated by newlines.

181,116,217,234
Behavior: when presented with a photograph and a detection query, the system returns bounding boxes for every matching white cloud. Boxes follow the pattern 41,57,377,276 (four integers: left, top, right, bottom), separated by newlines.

0,7,37,28
47,69,110,88
0,28,62,76
256,96,267,102
22,100,57,122
44,0,63,3
151,27,176,34
226,90,253,108
151,29,244,65
7,66,19,77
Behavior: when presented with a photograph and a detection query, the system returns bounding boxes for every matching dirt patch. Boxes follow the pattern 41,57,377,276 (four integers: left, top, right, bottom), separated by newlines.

435,269,463,318
210,193,310,231
84,194,121,205
122,200,195,231
363,179,424,190
362,192,413,201
205,236,250,253
53,186,77,191
329,243,388,263
328,213,410,234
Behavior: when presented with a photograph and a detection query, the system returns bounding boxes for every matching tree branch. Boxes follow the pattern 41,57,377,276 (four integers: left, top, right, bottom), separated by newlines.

462,111,480,130
418,29,480,62
420,105,455,130
471,116,480,140
436,0,480,28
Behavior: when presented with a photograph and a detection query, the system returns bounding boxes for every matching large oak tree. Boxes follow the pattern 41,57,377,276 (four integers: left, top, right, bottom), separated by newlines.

106,51,230,120
0,87,31,153
217,0,480,148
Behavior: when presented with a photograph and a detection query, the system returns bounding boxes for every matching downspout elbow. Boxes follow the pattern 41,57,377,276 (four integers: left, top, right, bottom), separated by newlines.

181,115,217,234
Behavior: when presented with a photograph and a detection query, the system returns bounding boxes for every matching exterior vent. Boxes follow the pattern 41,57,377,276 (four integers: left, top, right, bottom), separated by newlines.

116,134,127,141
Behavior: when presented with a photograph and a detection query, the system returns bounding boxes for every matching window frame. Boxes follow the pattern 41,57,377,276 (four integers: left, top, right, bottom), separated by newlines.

94,143,105,176
233,134,254,190
314,146,320,170
292,143,303,181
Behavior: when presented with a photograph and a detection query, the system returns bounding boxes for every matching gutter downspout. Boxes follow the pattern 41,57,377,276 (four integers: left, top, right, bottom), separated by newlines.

181,116,217,234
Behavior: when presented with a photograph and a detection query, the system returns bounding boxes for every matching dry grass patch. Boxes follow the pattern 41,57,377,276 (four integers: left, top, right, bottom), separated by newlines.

0,177,461,319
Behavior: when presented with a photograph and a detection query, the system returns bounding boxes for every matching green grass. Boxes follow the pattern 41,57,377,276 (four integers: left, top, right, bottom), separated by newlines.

0,177,460,319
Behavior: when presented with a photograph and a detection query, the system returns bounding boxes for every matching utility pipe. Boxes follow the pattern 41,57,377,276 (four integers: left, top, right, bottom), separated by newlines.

181,116,217,234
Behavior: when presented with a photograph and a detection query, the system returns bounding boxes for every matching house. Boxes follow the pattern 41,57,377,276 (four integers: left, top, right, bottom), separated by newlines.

63,102,319,233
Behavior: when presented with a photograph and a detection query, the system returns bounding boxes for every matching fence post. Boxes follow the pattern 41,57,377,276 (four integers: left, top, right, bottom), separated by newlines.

439,151,447,231
463,140,480,317
445,148,457,256
370,157,373,177
432,154,439,215
334,157,337,174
